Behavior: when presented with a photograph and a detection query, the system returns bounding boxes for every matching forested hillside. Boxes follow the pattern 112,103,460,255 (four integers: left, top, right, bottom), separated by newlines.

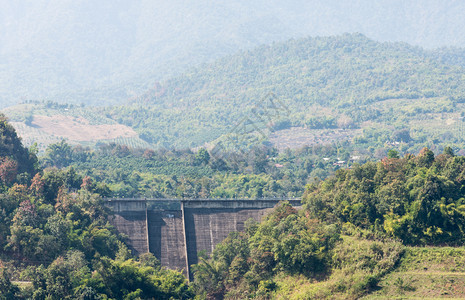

100,34,465,154
3,115,465,298
6,34,465,170
3,1,465,106
0,114,191,298
192,147,465,299
39,139,357,198
5,2,465,297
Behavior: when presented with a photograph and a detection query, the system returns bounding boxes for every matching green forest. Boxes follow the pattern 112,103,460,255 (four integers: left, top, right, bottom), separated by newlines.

4,104,465,298
190,146,465,298
5,2,465,108
0,115,192,299
41,139,353,199
6,2,465,299
6,34,465,157
101,34,465,152
5,33,465,299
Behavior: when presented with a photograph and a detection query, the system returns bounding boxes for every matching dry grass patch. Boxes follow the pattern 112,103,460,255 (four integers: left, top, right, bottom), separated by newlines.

269,127,362,150
31,115,138,141
365,247,465,299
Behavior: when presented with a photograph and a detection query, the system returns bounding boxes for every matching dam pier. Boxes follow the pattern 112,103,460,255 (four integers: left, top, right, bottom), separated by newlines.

106,198,301,279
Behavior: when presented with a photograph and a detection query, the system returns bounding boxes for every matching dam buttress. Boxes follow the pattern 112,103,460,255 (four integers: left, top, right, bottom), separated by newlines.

106,198,301,279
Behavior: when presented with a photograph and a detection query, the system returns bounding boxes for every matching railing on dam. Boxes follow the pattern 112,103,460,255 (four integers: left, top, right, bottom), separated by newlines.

104,197,302,201
105,197,302,211
106,197,302,280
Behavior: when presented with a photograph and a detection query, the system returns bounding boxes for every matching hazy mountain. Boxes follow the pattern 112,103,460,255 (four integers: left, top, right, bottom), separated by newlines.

2,1,465,107
100,33,465,151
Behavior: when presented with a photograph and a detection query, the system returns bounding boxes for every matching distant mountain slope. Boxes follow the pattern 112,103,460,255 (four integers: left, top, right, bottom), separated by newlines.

3,103,151,151
103,34,465,150
3,1,465,106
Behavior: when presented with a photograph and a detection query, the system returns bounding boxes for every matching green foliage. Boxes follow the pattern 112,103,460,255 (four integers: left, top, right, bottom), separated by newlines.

191,205,407,299
0,267,21,300
0,114,37,189
275,226,404,299
88,257,191,299
387,149,399,159
46,140,356,199
304,150,465,245
1,180,189,298
22,251,192,299
191,202,341,299
194,148,210,166
8,35,465,159
42,140,73,169
0,117,190,299
99,34,465,150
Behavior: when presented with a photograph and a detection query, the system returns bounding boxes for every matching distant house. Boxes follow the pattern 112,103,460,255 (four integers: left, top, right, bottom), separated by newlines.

333,160,346,166
275,163,284,168
386,141,401,146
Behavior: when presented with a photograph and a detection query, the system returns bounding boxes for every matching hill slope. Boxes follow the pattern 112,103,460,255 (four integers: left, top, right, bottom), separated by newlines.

366,247,465,299
6,34,465,154
190,150,465,299
102,34,465,153
3,103,151,151
4,1,465,106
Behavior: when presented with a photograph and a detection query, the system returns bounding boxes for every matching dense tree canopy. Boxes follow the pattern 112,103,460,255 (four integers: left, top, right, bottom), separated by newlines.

41,140,356,199
0,114,37,187
0,116,191,299
100,34,465,150
304,147,465,245
191,202,341,299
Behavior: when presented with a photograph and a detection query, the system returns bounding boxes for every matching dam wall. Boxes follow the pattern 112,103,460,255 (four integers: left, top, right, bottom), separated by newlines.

106,198,301,278
110,209,148,254
183,206,275,267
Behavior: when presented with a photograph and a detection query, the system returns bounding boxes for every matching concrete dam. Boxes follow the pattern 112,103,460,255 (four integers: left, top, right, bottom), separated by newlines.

106,198,302,278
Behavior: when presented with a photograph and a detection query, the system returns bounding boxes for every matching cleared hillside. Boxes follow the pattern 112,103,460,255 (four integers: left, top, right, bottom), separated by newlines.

3,103,151,151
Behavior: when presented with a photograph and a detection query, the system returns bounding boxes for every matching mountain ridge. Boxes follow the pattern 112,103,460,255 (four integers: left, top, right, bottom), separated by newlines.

5,33,465,154
102,33,465,150
3,1,465,106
